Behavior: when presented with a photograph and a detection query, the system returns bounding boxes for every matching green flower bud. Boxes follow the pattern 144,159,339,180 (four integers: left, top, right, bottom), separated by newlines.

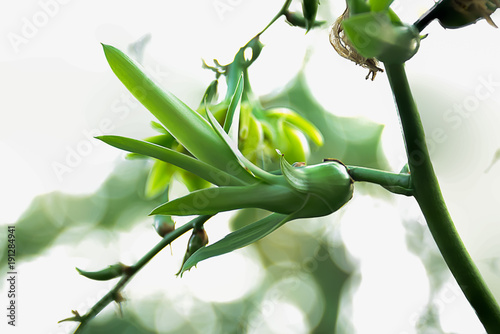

429,0,500,29
280,155,354,218
284,11,325,30
154,215,176,237
302,0,320,32
342,11,420,64
178,228,209,274
76,263,129,281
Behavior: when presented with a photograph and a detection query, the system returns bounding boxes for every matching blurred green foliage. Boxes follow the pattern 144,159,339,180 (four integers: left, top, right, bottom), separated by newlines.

1,160,164,269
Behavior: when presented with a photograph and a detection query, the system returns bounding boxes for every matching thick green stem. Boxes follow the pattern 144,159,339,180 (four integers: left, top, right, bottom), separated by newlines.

72,215,212,334
385,62,500,332
347,166,411,188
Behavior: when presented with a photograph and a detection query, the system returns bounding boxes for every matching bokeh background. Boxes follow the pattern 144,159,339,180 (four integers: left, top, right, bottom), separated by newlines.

1,1,500,333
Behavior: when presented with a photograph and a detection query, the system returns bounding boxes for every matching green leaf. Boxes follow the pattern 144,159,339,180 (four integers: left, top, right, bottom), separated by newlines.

101,44,254,183
342,12,420,64
368,0,394,12
150,183,304,216
150,121,169,134
223,74,244,138
179,212,296,274
97,135,247,187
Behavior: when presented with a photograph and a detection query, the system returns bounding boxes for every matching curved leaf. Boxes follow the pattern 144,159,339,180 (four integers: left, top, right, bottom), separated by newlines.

179,212,297,274
150,183,303,216
101,44,255,184
223,74,244,138
97,135,247,186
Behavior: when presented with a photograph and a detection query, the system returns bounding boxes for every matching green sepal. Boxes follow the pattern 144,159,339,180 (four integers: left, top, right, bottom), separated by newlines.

179,212,296,275
76,263,128,281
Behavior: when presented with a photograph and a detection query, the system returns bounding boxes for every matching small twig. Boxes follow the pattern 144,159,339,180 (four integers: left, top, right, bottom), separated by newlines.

257,0,293,36
70,215,212,334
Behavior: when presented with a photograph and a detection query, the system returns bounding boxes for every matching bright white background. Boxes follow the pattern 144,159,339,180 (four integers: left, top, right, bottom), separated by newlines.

1,1,500,333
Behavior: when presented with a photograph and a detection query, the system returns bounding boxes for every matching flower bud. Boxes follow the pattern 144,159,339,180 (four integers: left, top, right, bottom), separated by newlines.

76,263,129,281
302,0,320,32
432,0,500,29
154,215,176,237
177,227,209,274
280,155,354,218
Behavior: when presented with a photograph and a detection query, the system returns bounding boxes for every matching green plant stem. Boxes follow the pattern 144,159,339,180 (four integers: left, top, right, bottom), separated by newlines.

413,1,441,32
347,166,411,189
71,215,212,334
384,62,500,332
258,0,293,36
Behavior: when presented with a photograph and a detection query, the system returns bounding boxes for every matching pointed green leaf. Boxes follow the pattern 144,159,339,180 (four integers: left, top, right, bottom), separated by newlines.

97,135,247,186
101,44,253,182
151,121,169,134
179,212,296,274
223,74,244,138
150,183,303,216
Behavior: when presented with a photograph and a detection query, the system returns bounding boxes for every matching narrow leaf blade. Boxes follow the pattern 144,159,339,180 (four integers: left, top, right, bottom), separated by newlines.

223,74,244,137
180,213,296,274
101,44,253,182
97,135,246,186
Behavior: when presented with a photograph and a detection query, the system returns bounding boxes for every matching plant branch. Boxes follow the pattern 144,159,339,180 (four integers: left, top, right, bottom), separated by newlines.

258,0,293,36
384,62,500,332
413,1,441,32
70,215,212,334
347,166,411,188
